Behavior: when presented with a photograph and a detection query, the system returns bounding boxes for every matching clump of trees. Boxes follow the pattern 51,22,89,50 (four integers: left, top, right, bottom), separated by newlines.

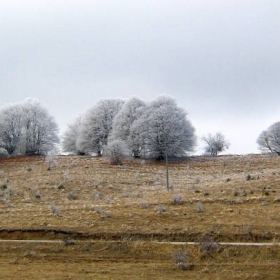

76,99,124,156
0,99,59,155
202,132,230,156
257,122,280,155
62,96,196,161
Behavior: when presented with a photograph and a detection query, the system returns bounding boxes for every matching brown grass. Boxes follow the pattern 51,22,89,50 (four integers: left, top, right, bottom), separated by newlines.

0,154,280,279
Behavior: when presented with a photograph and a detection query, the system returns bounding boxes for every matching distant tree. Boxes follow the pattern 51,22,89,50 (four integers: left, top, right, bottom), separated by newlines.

77,99,123,156
21,99,59,155
110,97,147,158
0,103,23,155
130,96,196,160
202,132,230,156
62,116,85,155
257,122,280,155
103,139,130,165
0,99,59,155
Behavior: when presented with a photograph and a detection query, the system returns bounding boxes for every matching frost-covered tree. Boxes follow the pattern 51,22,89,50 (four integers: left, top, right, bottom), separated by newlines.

21,100,59,155
257,122,280,155
202,132,230,156
130,96,196,160
0,103,23,155
110,97,146,158
103,139,129,165
62,116,85,155
0,99,59,155
77,99,123,156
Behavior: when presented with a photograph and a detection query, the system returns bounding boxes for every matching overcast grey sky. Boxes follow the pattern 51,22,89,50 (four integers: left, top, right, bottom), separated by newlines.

1,0,280,154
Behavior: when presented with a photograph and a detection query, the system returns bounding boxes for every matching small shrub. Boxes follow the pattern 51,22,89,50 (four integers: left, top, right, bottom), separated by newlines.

24,250,36,258
154,175,161,185
51,204,60,216
233,190,240,196
173,250,194,270
3,198,13,207
63,172,72,182
67,191,78,200
1,184,8,190
228,199,242,205
63,238,75,245
139,201,149,209
92,180,101,188
173,250,188,264
246,174,252,181
172,194,183,205
0,148,9,158
196,202,204,212
45,151,58,170
204,191,210,196
27,167,32,172
100,211,111,218
92,206,111,218
226,178,231,182
155,204,167,214
58,183,65,190
104,140,129,165
35,191,41,200
93,206,102,214
92,192,104,200
200,235,218,255
262,188,270,196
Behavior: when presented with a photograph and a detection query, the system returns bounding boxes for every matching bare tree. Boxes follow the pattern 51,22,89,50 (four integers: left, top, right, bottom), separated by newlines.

202,132,230,156
257,122,280,155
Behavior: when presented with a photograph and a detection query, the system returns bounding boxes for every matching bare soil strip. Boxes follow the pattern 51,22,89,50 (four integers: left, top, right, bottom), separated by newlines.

0,239,279,247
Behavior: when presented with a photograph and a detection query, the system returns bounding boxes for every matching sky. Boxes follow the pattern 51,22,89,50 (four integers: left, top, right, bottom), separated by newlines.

1,0,280,155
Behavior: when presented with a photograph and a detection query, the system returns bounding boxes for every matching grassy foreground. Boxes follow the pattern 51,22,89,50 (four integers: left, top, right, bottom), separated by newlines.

0,154,280,279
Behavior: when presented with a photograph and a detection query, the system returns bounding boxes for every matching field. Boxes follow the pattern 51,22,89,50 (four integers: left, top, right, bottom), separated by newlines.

0,154,280,279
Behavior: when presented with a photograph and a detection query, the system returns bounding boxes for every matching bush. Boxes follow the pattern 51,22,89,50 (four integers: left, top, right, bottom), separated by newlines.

172,194,183,205
139,201,149,209
0,148,9,158
67,191,78,200
58,183,65,190
155,204,167,214
173,250,194,270
51,204,60,216
196,202,204,212
104,140,129,165
92,192,104,200
200,235,218,255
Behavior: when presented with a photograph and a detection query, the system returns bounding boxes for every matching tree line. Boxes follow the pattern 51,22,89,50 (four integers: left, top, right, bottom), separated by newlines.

0,97,278,159
62,96,196,161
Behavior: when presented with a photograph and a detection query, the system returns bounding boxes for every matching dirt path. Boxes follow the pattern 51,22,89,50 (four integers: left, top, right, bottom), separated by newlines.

0,239,279,246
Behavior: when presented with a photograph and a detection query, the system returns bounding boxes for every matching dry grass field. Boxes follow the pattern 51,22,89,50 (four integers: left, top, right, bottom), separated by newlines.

0,154,280,279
